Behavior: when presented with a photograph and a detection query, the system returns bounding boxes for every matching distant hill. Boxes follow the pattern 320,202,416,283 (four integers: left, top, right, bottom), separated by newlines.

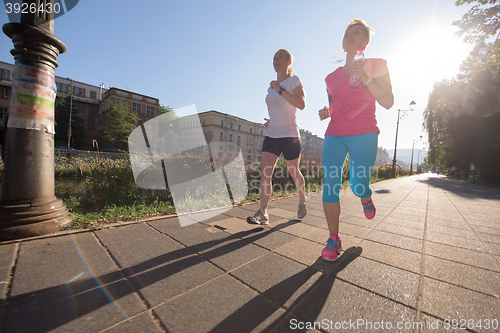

386,148,427,165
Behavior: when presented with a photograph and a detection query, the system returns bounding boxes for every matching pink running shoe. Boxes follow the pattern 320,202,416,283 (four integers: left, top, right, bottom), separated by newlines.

361,198,376,219
321,237,342,261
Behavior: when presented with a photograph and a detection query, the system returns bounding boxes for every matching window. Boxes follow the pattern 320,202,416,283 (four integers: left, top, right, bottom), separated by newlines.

132,102,142,114
0,69,10,80
90,90,97,99
248,149,251,154
230,122,233,129
146,105,155,117
238,124,241,130
248,138,252,144
250,128,252,134
219,133,223,140
202,119,205,125
56,82,68,94
0,87,8,99
0,107,7,127
220,145,223,150
73,102,84,113
237,136,240,145
221,120,224,127
73,86,86,97
229,134,233,142
260,130,263,135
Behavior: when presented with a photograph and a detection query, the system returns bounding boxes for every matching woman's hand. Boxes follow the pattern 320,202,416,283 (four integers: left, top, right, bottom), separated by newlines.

350,60,369,84
319,107,330,121
270,80,280,91
264,118,270,130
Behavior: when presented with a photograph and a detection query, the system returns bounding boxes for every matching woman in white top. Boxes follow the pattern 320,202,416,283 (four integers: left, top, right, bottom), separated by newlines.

247,49,307,225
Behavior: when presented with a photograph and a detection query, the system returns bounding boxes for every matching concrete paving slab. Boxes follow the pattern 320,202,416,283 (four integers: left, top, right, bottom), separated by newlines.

160,221,229,247
299,214,328,228
484,241,500,256
95,223,184,268
425,241,500,272
191,235,269,272
146,216,183,233
426,224,478,239
0,244,15,303
382,217,425,230
424,256,500,296
336,256,420,307
10,232,117,298
267,207,298,219
271,313,322,333
376,223,425,239
475,231,500,245
425,232,486,252
126,249,224,306
359,239,422,274
3,277,147,333
230,252,323,309
241,228,298,251
273,238,327,268
422,277,500,326
366,230,423,253
208,216,261,235
292,276,417,333
277,222,320,238
339,222,371,238
470,224,500,236
102,310,164,333
154,274,285,332
385,210,427,223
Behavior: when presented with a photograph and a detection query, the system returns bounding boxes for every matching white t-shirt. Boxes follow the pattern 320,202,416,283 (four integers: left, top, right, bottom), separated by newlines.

265,75,303,138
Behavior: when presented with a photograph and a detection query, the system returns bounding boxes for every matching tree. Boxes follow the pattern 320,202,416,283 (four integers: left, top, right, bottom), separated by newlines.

54,95,85,148
98,100,140,151
423,0,500,183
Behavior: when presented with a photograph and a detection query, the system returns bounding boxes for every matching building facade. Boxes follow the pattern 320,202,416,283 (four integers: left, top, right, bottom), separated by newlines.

176,110,324,163
0,61,160,150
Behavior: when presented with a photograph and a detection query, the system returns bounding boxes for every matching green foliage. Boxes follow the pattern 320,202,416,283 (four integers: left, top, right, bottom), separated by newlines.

423,1,500,184
159,104,176,116
98,100,140,151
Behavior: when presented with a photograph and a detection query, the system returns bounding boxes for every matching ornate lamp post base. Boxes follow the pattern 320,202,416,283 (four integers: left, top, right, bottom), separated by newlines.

0,198,72,241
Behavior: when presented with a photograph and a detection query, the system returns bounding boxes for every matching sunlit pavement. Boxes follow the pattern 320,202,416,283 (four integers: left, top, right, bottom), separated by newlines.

0,173,499,332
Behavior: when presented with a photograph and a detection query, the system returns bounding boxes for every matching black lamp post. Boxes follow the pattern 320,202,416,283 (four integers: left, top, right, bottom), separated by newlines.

391,100,416,178
0,0,72,241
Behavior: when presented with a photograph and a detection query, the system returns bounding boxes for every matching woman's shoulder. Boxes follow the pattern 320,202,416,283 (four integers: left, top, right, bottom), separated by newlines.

284,75,302,89
365,58,389,78
325,67,343,82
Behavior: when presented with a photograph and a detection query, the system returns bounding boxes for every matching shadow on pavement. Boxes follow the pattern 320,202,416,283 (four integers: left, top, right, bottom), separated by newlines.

207,246,363,332
419,177,500,200
2,218,327,332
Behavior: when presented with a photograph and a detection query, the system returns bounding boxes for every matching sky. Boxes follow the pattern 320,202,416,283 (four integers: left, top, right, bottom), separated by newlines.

0,0,475,153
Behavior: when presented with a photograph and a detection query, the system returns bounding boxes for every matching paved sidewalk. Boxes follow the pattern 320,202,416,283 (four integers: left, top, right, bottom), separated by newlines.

0,174,499,332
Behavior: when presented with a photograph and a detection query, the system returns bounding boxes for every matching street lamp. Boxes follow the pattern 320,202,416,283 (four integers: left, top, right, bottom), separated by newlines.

392,100,416,178
410,135,423,175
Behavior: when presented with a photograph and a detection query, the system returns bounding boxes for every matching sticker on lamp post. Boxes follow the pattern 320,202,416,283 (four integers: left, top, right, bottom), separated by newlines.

128,105,248,227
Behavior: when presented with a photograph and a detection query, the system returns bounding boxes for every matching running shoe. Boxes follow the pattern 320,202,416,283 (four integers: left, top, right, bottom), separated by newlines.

361,198,376,219
321,237,342,261
247,209,269,225
297,201,307,219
